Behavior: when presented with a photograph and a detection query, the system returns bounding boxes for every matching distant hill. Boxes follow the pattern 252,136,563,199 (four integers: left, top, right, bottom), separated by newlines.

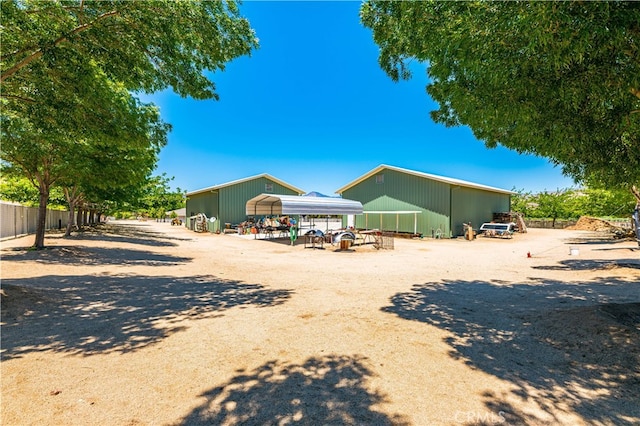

304,191,330,197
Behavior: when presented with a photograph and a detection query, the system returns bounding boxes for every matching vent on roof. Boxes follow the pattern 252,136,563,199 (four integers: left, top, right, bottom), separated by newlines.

375,174,384,184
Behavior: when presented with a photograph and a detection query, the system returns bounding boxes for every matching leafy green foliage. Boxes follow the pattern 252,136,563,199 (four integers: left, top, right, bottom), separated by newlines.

111,174,186,219
512,187,636,220
1,0,257,247
0,169,66,208
1,61,169,242
361,1,640,191
1,0,258,99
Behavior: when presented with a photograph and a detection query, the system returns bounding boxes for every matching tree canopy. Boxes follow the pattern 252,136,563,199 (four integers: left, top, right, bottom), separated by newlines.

361,1,640,198
0,166,66,208
1,0,258,99
1,0,258,248
511,187,637,223
1,63,169,246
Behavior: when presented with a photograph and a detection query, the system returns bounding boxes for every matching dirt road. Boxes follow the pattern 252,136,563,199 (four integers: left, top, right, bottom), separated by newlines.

2,221,639,425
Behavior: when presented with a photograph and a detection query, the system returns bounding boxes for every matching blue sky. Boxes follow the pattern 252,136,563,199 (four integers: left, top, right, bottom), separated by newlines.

141,1,575,196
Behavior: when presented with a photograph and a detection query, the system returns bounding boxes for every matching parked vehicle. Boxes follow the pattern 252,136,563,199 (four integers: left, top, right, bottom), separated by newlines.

479,222,515,238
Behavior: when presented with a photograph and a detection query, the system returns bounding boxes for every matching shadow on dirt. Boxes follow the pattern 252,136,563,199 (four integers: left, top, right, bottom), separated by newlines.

1,274,293,360
563,235,633,246
58,222,193,247
1,245,193,266
532,258,640,271
382,277,640,425
176,355,409,425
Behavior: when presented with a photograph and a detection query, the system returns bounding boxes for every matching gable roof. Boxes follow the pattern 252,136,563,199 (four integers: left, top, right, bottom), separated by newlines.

335,164,514,195
187,173,304,197
246,194,363,216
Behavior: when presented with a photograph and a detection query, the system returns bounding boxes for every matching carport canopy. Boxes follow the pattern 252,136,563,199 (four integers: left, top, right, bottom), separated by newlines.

246,194,363,216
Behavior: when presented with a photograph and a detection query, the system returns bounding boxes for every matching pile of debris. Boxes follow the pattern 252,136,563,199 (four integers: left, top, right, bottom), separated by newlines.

567,216,634,239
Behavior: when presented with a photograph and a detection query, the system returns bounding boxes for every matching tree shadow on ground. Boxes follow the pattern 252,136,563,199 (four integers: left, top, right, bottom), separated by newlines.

60,222,193,247
532,258,640,271
176,354,409,425
563,235,634,246
1,274,293,360
1,245,192,266
382,277,640,425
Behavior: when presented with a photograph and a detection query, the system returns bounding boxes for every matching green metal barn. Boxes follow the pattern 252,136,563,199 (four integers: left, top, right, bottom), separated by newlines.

186,174,304,232
336,165,513,238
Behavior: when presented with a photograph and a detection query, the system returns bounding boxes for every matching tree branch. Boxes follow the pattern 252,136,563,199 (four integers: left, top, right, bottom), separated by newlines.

1,45,42,62
0,94,36,103
631,185,640,208
0,10,119,83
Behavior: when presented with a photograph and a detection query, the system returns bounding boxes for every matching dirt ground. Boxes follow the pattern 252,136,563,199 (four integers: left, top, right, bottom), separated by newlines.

1,221,639,426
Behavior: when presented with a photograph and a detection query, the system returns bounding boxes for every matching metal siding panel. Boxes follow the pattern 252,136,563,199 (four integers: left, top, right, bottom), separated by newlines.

220,177,299,225
450,188,510,236
185,192,218,230
344,168,451,236
186,192,218,218
345,169,511,237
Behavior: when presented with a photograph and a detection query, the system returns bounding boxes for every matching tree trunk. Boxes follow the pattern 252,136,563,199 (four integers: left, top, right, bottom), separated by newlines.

65,204,75,236
632,186,640,247
34,182,50,249
63,187,80,237
77,207,83,229
631,185,640,247
632,185,640,209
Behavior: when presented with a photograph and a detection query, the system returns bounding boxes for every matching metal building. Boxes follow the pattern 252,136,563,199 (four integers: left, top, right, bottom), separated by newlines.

336,165,513,237
186,174,304,232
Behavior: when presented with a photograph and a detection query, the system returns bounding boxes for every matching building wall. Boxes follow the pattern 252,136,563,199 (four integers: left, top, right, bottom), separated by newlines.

342,168,451,236
186,176,299,232
342,168,510,237
186,191,219,230
450,187,510,236
220,177,299,227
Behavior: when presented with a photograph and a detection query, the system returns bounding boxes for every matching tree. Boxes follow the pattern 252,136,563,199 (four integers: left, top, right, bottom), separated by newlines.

132,174,186,220
57,108,170,236
0,165,66,208
361,1,640,204
510,189,534,219
1,59,169,247
1,1,258,99
535,190,574,227
573,188,637,218
511,186,637,220
1,0,257,248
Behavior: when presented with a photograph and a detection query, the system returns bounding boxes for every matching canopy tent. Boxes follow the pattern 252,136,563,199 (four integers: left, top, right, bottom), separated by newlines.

246,194,363,216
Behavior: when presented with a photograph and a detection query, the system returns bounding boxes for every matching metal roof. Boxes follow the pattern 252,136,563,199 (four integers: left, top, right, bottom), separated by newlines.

246,194,363,216
335,164,515,195
187,173,304,197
